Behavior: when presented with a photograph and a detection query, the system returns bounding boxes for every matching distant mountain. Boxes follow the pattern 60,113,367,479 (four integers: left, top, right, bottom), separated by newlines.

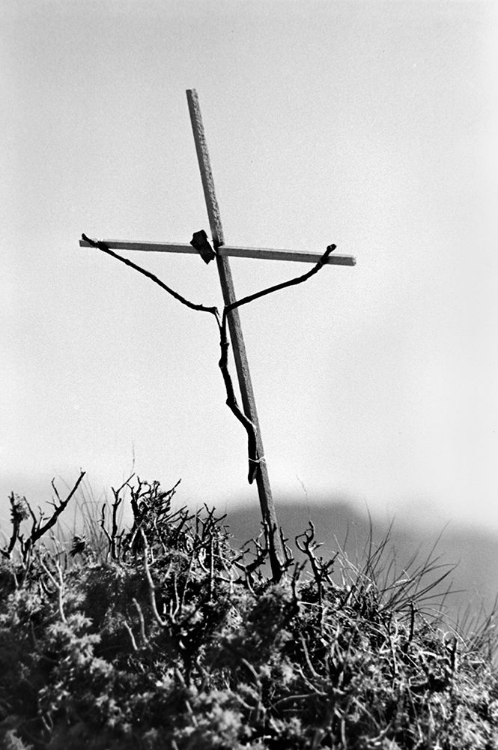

224,497,498,630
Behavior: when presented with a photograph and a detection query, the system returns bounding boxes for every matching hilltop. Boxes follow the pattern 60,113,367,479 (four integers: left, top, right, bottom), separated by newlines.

0,476,496,749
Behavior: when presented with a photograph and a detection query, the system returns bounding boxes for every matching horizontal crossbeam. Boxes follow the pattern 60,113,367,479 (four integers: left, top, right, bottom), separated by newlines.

79,238,356,266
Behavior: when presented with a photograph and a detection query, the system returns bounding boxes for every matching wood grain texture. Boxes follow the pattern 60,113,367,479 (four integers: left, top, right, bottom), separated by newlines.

186,89,284,577
79,239,355,266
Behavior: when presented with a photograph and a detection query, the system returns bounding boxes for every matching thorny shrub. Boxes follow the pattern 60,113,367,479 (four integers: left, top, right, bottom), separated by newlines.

0,474,496,749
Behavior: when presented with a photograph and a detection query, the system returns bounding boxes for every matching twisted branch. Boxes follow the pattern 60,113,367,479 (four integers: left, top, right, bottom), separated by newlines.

225,244,336,317
218,318,259,483
81,235,219,318
81,234,334,486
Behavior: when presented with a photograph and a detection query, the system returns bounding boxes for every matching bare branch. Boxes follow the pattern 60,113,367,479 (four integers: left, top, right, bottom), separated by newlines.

123,620,139,652
225,244,336,317
81,234,220,319
133,597,148,646
140,528,166,628
218,320,260,484
28,471,86,549
99,506,114,560
80,234,334,523
51,479,61,503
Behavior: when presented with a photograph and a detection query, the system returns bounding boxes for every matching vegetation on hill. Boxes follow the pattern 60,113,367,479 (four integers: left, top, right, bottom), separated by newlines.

0,474,496,749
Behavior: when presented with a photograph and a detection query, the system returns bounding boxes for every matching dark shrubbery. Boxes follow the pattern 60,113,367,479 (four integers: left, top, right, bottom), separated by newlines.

0,476,497,749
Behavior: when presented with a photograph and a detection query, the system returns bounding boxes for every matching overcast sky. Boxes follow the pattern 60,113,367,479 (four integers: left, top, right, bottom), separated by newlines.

2,0,497,533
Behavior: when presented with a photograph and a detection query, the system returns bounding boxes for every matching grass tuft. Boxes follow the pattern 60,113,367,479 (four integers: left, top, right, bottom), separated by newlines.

0,475,496,749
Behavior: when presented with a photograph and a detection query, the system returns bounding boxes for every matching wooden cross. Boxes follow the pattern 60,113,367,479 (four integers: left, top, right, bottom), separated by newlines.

80,89,355,578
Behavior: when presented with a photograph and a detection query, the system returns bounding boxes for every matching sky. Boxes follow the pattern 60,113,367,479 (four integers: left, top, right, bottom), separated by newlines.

2,0,498,534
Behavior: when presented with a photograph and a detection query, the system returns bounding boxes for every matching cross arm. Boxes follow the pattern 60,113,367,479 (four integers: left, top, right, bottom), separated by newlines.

78,237,356,267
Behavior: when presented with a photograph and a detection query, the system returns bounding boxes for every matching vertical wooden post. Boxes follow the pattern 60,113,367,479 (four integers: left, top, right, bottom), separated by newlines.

186,89,284,578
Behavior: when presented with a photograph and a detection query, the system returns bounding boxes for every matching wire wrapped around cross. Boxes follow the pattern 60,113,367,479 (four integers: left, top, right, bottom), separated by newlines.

81,233,336,484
